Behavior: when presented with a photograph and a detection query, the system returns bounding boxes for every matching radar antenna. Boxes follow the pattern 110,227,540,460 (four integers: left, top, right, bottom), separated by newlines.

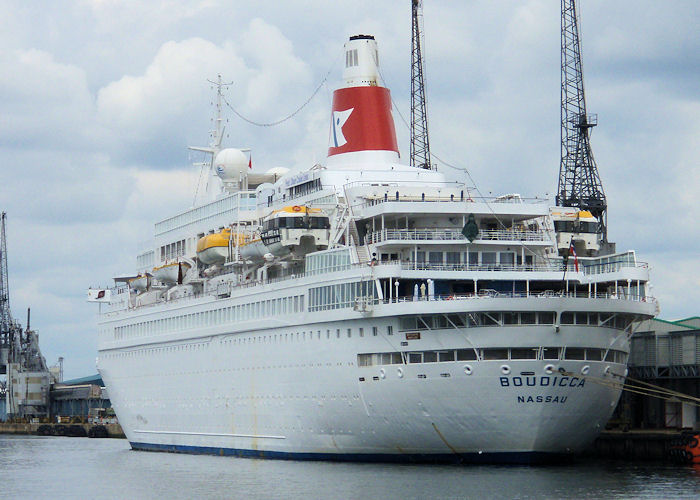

557,0,608,240
410,0,432,170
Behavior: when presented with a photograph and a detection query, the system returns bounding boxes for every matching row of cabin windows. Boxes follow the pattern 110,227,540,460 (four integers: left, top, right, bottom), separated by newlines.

554,221,598,234
160,239,186,262
309,281,377,312
262,216,330,231
108,323,395,348
410,251,532,266
113,295,305,340
398,312,635,331
357,347,628,367
289,178,321,198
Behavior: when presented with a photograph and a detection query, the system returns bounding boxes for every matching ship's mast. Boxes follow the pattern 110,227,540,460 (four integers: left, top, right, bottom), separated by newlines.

410,0,432,170
557,0,607,240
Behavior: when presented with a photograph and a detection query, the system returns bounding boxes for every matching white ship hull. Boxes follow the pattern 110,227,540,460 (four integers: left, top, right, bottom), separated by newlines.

97,271,655,463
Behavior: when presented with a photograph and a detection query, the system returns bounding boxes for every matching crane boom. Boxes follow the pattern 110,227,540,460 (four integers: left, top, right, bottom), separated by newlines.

557,0,608,240
410,0,432,170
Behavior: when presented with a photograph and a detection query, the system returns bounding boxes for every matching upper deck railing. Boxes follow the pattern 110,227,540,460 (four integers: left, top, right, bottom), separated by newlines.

366,228,550,245
102,254,650,318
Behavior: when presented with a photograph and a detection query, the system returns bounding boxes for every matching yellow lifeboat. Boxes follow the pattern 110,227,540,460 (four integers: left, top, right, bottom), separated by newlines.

196,228,246,265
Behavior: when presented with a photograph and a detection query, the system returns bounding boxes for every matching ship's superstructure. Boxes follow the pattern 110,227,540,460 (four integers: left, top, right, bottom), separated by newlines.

89,31,656,463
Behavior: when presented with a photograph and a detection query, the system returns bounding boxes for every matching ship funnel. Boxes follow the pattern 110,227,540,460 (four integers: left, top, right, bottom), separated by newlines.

327,35,399,164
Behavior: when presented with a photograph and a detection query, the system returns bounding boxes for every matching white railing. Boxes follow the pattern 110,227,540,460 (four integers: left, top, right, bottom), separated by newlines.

380,291,655,304
102,258,652,317
366,228,548,244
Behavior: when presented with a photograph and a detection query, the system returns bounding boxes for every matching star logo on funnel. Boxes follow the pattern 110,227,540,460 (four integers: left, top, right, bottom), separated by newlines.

330,108,354,147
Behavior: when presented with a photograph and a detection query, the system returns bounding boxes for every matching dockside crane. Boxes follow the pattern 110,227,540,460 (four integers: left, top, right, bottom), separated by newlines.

0,212,50,420
557,0,608,242
410,0,432,170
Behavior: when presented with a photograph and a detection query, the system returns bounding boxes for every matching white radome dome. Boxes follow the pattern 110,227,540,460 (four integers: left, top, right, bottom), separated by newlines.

214,148,248,181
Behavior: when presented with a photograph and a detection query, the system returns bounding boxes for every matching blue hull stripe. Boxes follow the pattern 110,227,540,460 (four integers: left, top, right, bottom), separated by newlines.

129,441,567,464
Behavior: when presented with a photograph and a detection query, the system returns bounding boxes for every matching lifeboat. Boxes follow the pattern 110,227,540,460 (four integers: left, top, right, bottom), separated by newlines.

196,229,247,265
128,274,150,292
239,238,270,263
259,206,331,259
153,261,192,284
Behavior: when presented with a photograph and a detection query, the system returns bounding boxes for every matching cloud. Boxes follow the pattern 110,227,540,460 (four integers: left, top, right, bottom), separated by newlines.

1,0,698,380
0,48,95,150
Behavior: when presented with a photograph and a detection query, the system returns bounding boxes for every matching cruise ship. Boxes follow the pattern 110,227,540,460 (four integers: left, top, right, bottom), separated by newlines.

89,34,657,463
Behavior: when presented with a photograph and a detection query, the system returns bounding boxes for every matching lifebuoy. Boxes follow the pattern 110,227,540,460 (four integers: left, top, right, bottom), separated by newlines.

292,205,302,212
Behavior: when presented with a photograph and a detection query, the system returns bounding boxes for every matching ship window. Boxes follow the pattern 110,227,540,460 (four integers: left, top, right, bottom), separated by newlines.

336,329,341,338
347,328,352,338
423,351,437,363
482,252,497,265
309,217,330,229
482,348,508,360
468,252,479,265
565,348,585,360
575,313,588,325
438,351,455,362
446,252,460,265
520,312,536,325
456,349,477,361
359,328,364,337
429,252,443,265
357,354,371,366
561,312,574,324
538,312,555,324
408,352,422,363
387,325,393,335
586,348,602,361
541,348,559,360
500,252,515,266
399,316,418,330
326,329,330,339
511,348,537,360
372,326,378,336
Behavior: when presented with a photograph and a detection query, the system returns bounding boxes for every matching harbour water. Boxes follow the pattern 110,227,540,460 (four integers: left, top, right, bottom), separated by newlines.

2,435,700,499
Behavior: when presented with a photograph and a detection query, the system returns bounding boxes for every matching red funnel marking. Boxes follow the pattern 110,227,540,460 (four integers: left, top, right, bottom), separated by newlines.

328,86,398,157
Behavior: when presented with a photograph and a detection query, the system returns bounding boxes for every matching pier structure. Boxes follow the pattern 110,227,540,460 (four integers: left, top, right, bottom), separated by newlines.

623,317,700,430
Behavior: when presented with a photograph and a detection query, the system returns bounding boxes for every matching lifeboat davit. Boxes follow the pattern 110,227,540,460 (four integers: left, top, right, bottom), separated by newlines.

153,261,192,284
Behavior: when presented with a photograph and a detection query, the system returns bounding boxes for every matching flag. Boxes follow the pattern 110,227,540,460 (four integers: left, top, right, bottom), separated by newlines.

569,242,579,272
87,289,111,302
248,155,252,169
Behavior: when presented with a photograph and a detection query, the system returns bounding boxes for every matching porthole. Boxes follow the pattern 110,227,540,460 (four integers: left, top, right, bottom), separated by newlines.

603,366,611,376
464,365,473,375
544,364,555,374
379,368,386,379
397,368,404,378
581,365,590,375
501,365,511,375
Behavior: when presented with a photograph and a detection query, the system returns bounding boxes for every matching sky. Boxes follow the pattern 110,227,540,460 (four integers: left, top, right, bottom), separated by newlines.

0,0,698,379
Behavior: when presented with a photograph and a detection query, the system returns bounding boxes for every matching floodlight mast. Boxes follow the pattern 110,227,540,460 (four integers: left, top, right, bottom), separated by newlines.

557,0,608,240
